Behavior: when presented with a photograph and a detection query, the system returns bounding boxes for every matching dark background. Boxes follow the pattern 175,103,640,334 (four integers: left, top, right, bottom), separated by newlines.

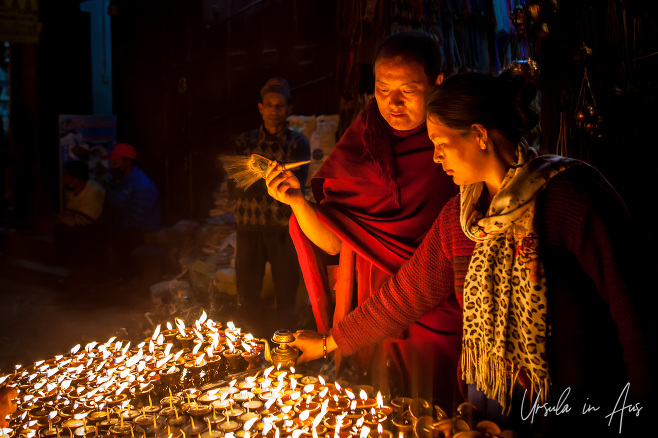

3,0,658,244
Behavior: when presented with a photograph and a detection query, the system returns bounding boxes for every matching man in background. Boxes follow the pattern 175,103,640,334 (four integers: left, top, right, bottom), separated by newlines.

232,77,310,333
103,143,160,278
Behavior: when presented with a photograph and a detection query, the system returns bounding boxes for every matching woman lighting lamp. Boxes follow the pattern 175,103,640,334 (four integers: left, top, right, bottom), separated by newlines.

279,72,650,436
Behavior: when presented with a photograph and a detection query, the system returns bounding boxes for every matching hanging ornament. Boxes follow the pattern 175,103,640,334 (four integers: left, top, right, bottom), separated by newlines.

510,6,527,36
523,0,560,39
503,0,559,80
572,42,593,66
507,58,540,81
503,4,540,84
574,49,603,138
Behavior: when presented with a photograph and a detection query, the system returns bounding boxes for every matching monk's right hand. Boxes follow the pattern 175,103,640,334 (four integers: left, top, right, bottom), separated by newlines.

265,161,305,207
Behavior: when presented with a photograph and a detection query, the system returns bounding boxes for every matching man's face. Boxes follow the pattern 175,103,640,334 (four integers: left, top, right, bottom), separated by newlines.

374,56,435,131
258,92,291,134
110,157,130,180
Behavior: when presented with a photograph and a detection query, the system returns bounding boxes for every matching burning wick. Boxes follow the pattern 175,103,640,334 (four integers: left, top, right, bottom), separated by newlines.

48,411,56,431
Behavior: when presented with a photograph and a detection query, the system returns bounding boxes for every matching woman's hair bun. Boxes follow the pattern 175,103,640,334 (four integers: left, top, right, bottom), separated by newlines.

497,70,539,131
427,71,539,143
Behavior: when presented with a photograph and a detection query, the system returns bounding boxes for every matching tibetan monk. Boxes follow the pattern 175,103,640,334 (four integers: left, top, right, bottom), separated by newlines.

266,30,460,408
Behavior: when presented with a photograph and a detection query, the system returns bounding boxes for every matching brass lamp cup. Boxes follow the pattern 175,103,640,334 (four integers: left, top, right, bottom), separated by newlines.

130,383,154,408
222,350,247,374
409,398,432,419
108,424,134,437
205,355,225,381
391,411,415,438
159,367,182,394
176,334,195,352
271,330,295,344
134,414,165,436
269,330,299,369
157,426,183,438
39,427,61,438
241,351,261,370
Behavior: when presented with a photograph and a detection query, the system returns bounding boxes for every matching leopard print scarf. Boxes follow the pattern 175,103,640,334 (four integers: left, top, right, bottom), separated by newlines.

460,140,578,413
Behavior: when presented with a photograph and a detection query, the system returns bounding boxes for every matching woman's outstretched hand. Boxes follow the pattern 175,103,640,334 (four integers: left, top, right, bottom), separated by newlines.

290,330,337,364
290,330,338,364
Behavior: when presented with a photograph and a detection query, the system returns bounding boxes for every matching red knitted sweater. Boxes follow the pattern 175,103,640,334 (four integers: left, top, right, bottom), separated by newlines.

331,165,650,407
331,193,472,354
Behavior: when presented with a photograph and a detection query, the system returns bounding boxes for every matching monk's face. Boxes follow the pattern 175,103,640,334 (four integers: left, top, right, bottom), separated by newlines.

374,56,435,131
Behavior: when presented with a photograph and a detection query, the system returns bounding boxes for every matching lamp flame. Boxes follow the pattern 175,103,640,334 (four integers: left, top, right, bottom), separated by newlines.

243,417,258,431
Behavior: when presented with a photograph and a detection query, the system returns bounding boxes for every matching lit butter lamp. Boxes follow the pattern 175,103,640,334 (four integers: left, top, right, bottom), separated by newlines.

182,412,208,437
199,418,223,438
326,395,350,414
175,318,196,352
362,393,390,428
323,412,352,438
198,388,220,405
156,426,183,438
204,346,225,381
133,413,165,436
243,399,264,413
223,338,247,374
159,322,179,346
323,412,352,431
37,411,61,438
159,365,183,394
367,424,392,438
130,382,154,409
241,343,261,370
234,417,260,438
218,409,242,434
294,394,320,416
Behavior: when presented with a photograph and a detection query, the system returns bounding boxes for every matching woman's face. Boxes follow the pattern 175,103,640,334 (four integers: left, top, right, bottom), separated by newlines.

374,56,435,131
427,117,487,186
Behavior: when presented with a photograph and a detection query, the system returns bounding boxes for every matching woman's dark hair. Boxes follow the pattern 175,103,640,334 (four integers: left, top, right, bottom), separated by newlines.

373,30,442,82
426,71,539,142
